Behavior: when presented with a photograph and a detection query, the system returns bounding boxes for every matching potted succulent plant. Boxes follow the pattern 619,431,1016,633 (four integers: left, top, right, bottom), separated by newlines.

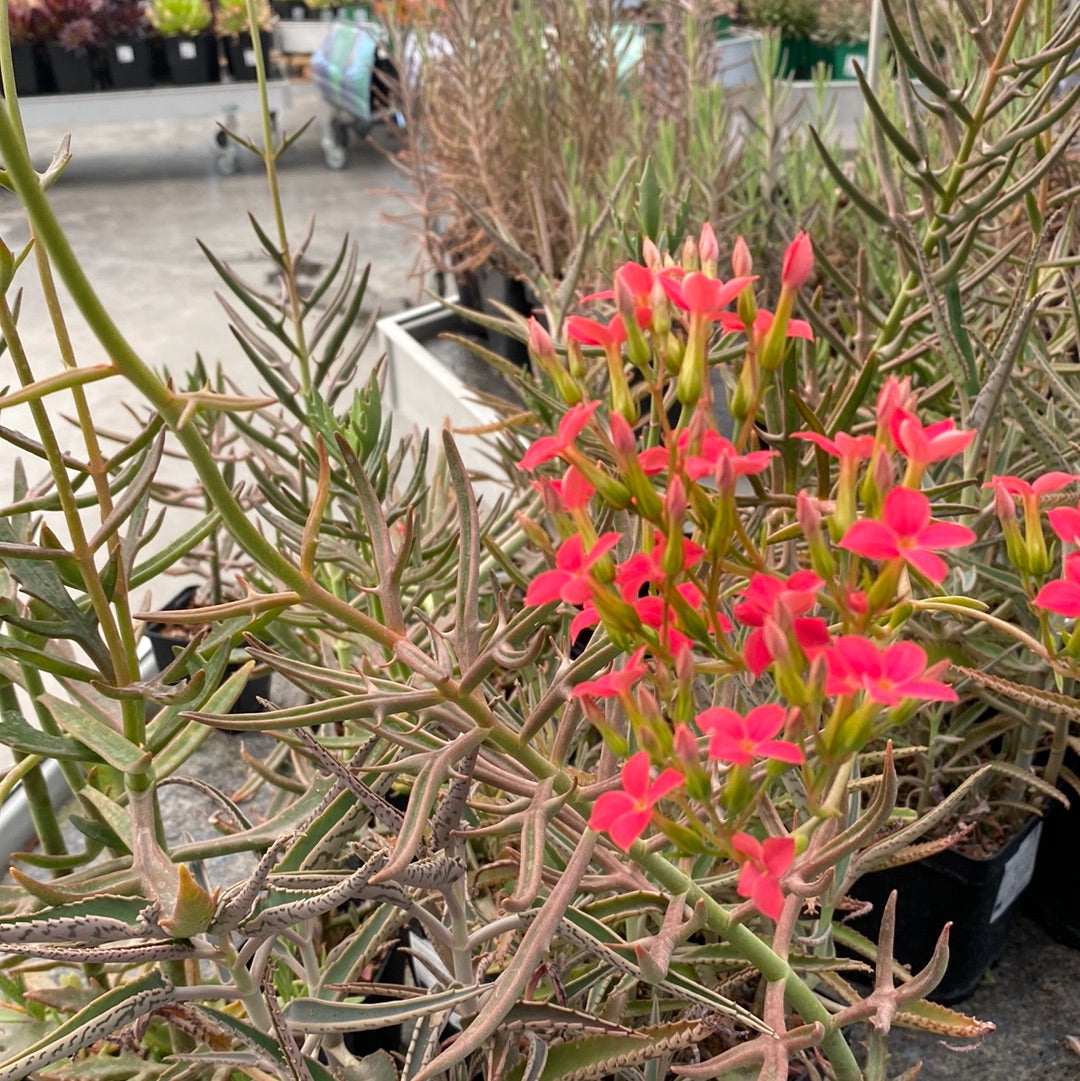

147,0,219,83
812,0,871,79
6,1,46,94
97,0,154,88
739,0,819,77
215,0,273,80
1,1,1079,1078
35,0,103,93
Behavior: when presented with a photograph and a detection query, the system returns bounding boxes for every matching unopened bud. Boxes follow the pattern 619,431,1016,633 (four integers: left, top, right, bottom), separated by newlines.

699,222,719,276
567,338,587,380
731,235,753,278
642,236,662,270
681,234,698,272
780,231,814,289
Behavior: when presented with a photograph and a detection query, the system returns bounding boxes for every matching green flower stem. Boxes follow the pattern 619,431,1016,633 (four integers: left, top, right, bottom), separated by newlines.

634,844,860,1081
873,0,1035,358
243,0,312,398
0,306,152,795
0,683,66,857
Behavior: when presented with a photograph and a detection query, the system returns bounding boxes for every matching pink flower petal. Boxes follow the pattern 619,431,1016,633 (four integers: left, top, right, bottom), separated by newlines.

882,486,931,536
744,704,786,743
839,519,900,560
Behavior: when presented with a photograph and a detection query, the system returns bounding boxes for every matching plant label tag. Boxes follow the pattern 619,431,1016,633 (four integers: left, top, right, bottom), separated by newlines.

244,48,256,66
842,54,859,78
178,41,198,60
991,821,1042,922
291,5,305,17
115,44,135,63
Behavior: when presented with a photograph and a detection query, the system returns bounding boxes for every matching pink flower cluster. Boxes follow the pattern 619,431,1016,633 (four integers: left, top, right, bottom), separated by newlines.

511,228,1075,922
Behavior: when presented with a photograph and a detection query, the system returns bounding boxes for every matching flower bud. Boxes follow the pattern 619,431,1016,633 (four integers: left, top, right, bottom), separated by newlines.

993,484,1027,572
681,234,698,272
699,222,719,277
673,723,711,802
798,489,836,579
567,338,587,380
642,236,662,270
731,235,753,278
780,231,814,289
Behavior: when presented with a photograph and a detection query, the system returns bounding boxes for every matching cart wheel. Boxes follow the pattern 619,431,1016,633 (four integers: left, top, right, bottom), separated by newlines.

324,143,347,170
214,146,238,175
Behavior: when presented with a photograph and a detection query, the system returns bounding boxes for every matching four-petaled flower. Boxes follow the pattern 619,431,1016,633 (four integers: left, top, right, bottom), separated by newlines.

793,430,875,464
638,429,775,482
733,571,829,676
525,532,621,607
1033,551,1080,617
1049,505,1080,545
659,271,754,316
839,487,975,583
571,647,649,700
731,832,796,920
889,411,974,468
589,751,683,852
517,400,601,472
695,703,803,766
825,636,957,705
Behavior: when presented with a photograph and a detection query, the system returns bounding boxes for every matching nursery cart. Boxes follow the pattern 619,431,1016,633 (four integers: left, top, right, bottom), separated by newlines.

309,16,398,169
13,80,293,174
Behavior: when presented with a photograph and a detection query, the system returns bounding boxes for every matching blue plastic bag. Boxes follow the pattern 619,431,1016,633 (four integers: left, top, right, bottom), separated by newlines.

311,21,378,123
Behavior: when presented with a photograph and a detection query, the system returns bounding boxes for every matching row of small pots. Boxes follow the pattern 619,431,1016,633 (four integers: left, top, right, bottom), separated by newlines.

9,30,274,95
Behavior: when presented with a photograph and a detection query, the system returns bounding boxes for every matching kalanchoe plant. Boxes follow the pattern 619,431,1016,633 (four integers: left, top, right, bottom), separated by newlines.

0,1,1078,1080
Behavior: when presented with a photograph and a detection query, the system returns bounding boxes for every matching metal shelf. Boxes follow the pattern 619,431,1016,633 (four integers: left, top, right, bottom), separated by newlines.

13,78,292,127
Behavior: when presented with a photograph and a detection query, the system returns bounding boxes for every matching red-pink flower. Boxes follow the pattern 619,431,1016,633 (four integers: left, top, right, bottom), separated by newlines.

733,571,829,676
571,647,649,700
638,429,775,482
731,832,796,920
633,595,693,656
793,430,875,463
890,412,974,468
838,487,975,583
695,703,803,766
1033,551,1080,617
660,271,754,316
525,531,621,607
565,312,648,349
545,465,595,513
517,400,600,472
1049,506,1080,545
781,231,814,289
616,532,705,598
825,636,956,705
716,309,814,343
589,751,683,852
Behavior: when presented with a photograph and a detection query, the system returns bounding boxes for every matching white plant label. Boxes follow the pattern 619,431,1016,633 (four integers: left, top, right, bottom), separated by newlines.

115,44,135,63
178,41,197,60
991,821,1042,922
243,48,256,66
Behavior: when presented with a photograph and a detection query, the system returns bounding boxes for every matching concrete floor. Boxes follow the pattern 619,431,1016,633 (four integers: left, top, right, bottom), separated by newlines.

0,78,1077,1081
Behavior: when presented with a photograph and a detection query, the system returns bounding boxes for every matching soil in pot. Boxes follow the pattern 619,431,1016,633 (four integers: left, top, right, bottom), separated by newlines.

146,585,270,718
161,32,220,85
453,266,539,369
845,814,1043,1004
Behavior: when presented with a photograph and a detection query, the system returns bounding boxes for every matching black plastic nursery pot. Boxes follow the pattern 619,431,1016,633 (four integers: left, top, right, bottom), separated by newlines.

847,813,1043,1004
146,585,270,717
452,264,538,369
161,32,220,85
1023,751,1080,949
222,30,274,81
102,39,153,89
10,42,40,95
44,43,96,94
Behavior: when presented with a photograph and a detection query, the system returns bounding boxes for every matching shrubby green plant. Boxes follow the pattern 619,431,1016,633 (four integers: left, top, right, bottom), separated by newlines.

0,2,1077,1081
